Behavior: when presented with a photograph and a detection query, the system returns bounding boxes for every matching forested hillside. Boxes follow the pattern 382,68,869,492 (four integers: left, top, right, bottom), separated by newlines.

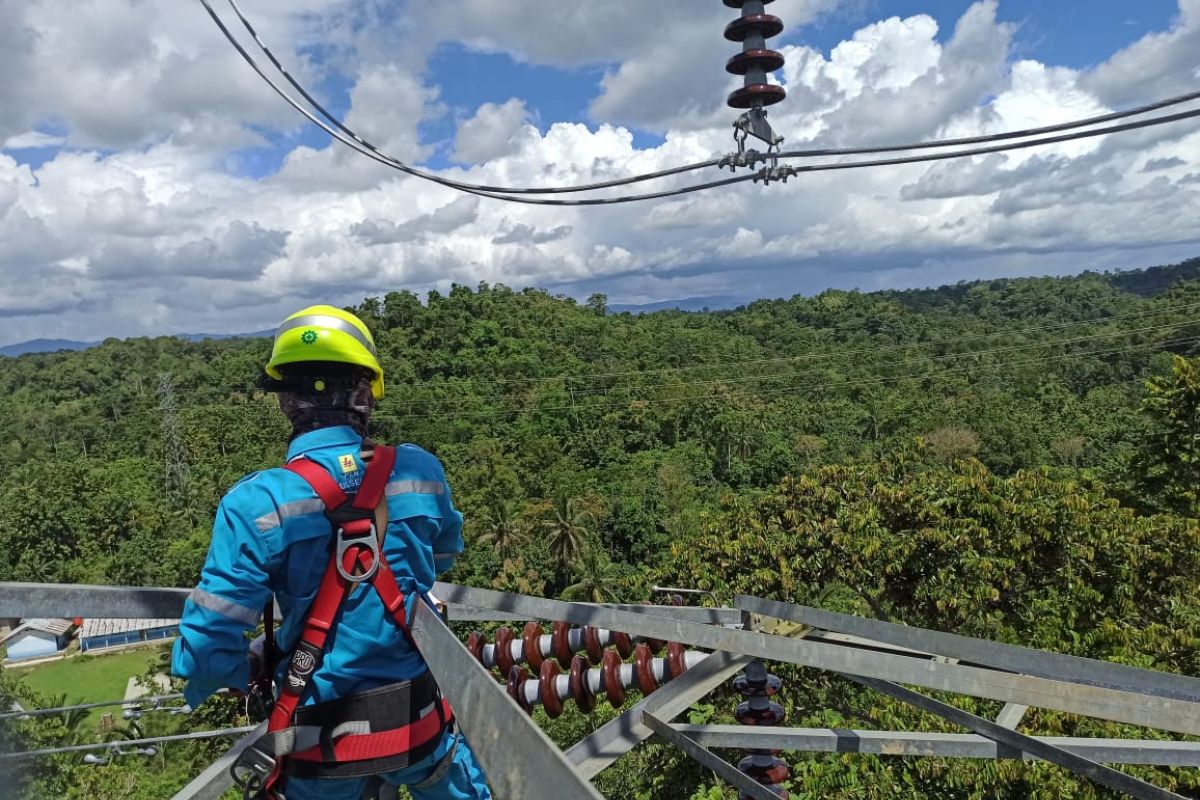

2,257,1200,798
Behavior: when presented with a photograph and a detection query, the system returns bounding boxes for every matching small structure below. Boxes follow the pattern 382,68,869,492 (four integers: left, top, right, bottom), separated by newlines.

1,618,73,662
79,618,180,653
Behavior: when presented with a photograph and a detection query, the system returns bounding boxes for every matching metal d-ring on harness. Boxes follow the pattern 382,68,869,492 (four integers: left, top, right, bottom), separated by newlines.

231,445,455,800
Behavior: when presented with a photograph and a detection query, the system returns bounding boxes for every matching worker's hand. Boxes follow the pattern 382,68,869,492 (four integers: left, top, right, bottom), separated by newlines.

247,634,268,681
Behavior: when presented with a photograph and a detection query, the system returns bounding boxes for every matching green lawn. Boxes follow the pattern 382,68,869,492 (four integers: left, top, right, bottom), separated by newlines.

9,647,168,706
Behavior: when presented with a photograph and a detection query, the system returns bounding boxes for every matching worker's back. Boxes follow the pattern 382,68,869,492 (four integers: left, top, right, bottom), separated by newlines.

172,425,464,709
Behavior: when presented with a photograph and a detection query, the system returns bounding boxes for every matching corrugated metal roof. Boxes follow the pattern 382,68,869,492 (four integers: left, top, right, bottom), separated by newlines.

79,618,180,639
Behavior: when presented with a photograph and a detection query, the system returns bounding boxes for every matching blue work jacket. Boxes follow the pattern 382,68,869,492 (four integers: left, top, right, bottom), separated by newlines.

171,426,463,709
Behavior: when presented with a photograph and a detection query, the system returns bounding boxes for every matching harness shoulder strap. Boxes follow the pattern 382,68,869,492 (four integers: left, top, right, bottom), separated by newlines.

256,444,399,798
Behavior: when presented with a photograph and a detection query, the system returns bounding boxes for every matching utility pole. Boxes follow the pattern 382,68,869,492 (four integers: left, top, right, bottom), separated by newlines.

158,373,189,507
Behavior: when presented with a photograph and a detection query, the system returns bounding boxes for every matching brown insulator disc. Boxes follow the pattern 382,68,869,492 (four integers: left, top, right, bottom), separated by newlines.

738,755,791,785
494,627,516,677
539,659,564,719
728,83,787,109
667,641,688,680
601,650,626,708
522,621,544,671
734,700,786,726
583,626,605,663
569,655,596,714
552,620,573,668
506,665,532,713
724,14,785,42
466,631,486,666
734,671,783,698
611,631,634,659
726,49,785,76
633,644,658,696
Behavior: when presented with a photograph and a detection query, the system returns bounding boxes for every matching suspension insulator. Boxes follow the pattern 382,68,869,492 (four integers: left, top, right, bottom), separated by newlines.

552,620,574,669
601,650,627,708
723,0,787,111
739,754,792,785
584,626,606,664
735,699,786,726
507,665,533,712
495,627,517,677
523,622,545,672
633,644,659,696
467,631,486,666
611,630,634,659
540,659,564,719
570,655,597,714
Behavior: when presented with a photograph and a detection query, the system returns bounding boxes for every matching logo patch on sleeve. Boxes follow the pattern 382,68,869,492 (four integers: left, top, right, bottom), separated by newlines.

338,454,359,474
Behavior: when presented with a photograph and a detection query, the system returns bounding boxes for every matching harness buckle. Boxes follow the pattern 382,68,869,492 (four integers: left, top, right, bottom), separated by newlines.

230,745,275,799
336,524,379,583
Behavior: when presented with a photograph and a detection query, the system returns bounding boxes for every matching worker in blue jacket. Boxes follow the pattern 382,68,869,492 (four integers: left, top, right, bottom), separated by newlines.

172,305,491,800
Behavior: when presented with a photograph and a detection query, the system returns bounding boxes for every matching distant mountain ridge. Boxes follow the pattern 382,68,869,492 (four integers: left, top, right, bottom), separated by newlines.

0,330,272,358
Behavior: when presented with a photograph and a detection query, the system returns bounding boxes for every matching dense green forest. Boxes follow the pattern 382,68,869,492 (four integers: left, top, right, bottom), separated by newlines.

2,257,1200,798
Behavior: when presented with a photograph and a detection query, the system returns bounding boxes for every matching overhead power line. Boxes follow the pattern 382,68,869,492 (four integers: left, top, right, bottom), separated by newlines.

201,0,1200,205
0,693,186,720
0,727,256,761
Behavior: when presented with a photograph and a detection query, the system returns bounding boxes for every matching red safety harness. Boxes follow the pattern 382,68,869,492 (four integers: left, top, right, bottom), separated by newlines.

234,445,453,799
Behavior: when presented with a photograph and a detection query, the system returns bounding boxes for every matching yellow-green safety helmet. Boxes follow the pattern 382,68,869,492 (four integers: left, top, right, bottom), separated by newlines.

265,305,385,399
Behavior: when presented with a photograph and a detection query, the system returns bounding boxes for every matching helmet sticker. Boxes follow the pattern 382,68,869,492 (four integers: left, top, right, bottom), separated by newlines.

300,329,319,345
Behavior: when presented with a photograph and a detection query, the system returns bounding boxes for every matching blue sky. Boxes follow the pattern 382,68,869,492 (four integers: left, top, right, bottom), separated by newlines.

164,1,1189,181
1,0,1198,343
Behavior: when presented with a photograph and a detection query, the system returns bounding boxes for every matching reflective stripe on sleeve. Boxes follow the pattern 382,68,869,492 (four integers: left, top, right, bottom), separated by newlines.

385,480,445,497
255,498,326,533
190,588,262,626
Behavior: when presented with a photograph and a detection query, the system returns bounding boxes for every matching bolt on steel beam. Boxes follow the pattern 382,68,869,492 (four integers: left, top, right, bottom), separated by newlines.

737,596,1200,703
669,726,1200,767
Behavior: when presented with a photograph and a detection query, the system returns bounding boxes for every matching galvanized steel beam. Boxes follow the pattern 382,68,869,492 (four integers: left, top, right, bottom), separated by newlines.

432,584,1200,737
0,582,190,619
739,596,1200,703
170,723,267,800
671,726,1200,767
565,650,753,779
855,677,1186,800
408,599,602,800
643,713,781,800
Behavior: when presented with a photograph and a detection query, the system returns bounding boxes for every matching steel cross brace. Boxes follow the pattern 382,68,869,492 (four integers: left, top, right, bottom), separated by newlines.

432,584,1200,736
643,712,781,800
565,649,753,779
671,726,1200,766
737,596,1200,703
853,677,1186,800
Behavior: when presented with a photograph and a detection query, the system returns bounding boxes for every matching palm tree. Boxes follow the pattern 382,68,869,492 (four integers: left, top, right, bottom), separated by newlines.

561,545,621,604
477,498,527,559
541,495,591,570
